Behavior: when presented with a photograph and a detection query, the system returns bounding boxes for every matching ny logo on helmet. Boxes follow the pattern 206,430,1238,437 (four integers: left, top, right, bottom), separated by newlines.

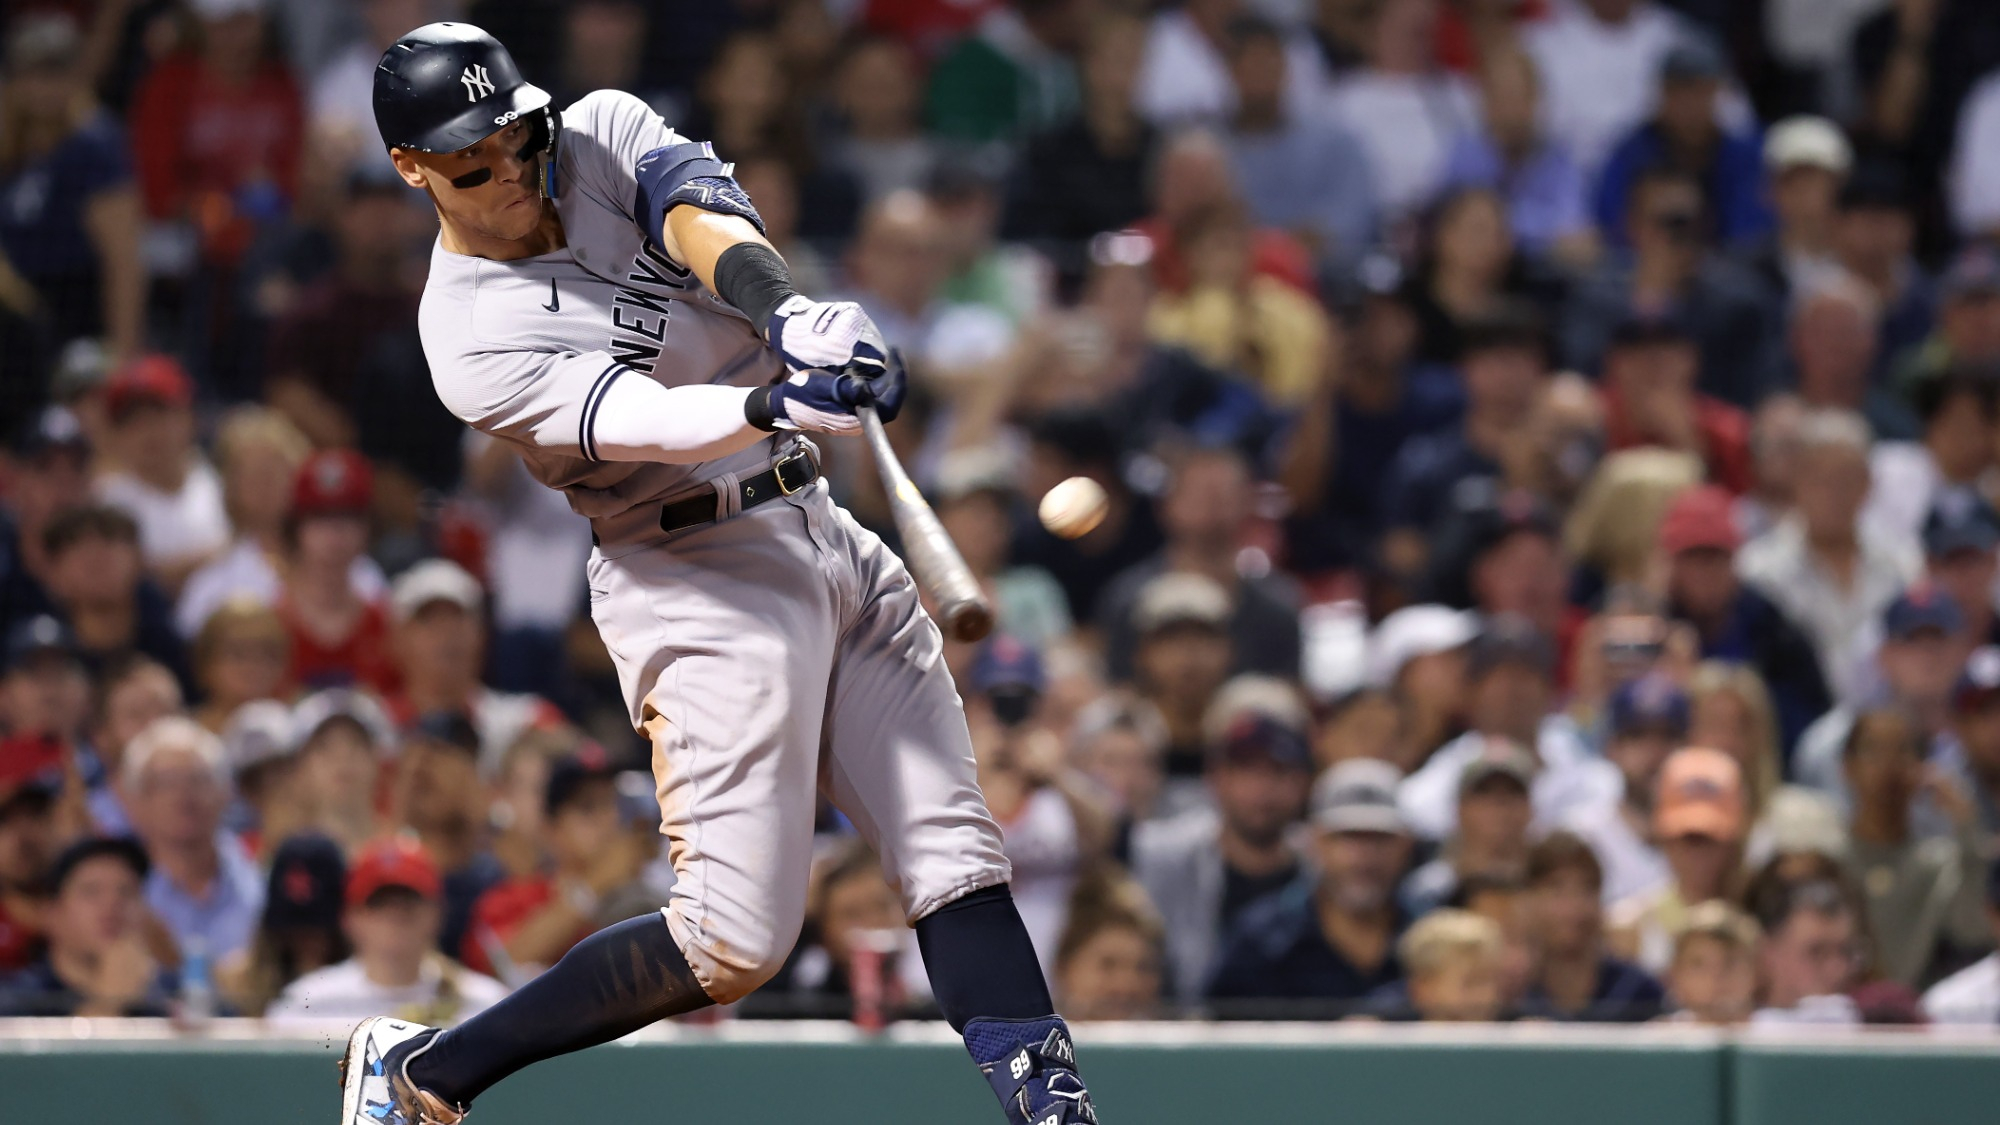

461,64,495,102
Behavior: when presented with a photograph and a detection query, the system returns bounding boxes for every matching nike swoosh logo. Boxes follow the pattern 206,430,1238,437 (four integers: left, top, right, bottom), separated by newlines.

543,277,560,313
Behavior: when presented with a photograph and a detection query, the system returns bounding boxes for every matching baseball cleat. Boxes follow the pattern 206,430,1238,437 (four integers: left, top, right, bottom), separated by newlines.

338,1015,466,1125
964,1016,1100,1124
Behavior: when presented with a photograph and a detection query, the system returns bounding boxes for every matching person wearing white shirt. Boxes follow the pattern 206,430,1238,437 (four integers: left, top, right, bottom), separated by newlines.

94,356,230,590
1560,676,1692,908
1133,0,1323,127
1950,71,2000,238
1747,876,1863,1026
307,0,432,177
1923,859,2000,1025
267,838,509,1028
1398,620,1620,843
1524,0,1690,180
1319,0,1477,222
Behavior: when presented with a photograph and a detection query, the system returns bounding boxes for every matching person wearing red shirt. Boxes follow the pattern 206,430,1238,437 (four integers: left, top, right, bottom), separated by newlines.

460,750,644,978
1600,316,1752,495
382,560,565,777
1133,131,1317,298
128,0,302,266
0,774,59,972
277,450,396,694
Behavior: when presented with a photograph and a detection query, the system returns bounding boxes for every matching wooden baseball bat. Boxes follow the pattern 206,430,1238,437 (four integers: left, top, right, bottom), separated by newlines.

858,405,994,643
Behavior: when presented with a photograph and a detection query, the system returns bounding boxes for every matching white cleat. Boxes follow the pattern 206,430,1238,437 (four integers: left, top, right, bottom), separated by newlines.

338,1015,465,1125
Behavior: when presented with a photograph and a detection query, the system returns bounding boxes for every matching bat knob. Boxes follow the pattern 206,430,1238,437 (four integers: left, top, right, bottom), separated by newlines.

941,598,995,643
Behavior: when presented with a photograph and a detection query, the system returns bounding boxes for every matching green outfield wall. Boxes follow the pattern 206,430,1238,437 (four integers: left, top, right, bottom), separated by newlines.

0,1022,1993,1124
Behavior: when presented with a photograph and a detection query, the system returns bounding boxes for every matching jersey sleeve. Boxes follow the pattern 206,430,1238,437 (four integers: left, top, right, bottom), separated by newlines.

559,90,683,231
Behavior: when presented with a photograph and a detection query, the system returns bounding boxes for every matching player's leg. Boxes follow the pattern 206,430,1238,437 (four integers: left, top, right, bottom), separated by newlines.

342,512,836,1123
810,495,1100,1123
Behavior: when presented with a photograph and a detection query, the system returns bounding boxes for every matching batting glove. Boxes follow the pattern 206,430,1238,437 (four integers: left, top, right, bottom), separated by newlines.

748,351,907,433
765,295,889,379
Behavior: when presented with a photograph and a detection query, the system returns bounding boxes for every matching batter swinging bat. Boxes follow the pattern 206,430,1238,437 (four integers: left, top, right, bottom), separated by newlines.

858,405,994,643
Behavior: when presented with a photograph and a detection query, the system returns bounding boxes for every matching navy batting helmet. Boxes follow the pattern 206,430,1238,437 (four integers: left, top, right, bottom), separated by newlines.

373,22,553,157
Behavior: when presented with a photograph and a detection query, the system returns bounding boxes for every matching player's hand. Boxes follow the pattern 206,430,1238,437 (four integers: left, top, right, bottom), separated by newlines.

760,349,908,433
765,295,889,383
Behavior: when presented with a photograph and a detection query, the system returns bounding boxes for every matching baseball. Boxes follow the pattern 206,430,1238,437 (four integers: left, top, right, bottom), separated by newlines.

1039,476,1108,539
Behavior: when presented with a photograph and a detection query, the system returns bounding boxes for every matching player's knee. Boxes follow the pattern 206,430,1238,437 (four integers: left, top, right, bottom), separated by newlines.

684,921,798,1005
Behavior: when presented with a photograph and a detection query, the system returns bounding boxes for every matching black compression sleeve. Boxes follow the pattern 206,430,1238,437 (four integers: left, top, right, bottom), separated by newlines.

713,242,799,335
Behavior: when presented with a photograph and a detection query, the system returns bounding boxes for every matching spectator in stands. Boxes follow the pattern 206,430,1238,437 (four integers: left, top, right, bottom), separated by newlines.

1739,118,1850,308
290,690,392,858
1442,48,1594,267
1208,759,1412,1011
1135,130,1316,298
1403,740,1534,915
766,840,912,1016
1832,168,1933,378
1661,486,1830,750
1922,857,2000,1024
1133,676,1313,1007
1379,310,1548,579
190,602,288,734
1069,697,1170,830
1010,408,1164,624
1128,573,1236,778
305,0,430,179
86,654,182,835
1221,17,1376,272
1795,588,1968,809
41,505,189,691
1565,675,1686,907
826,37,935,206
269,837,507,1025
130,0,302,270
1394,908,1508,1022
1450,874,1538,1013
1004,13,1154,248
1524,0,1693,180
390,712,504,960
683,33,822,213
1364,604,1475,773
1322,0,1477,225
1686,661,1813,842
928,164,1048,327
1865,373,1999,548
1840,707,1991,989
0,14,144,365
0,407,90,635
1596,318,1751,492
124,715,261,962
1405,191,1545,369
0,615,90,814
1052,874,1168,1021
386,560,563,775
0,772,57,973
1919,497,2000,649
1594,38,1769,248
549,1,668,113
1748,874,1863,1025
1134,0,1312,128
218,700,304,855
264,170,459,500
1400,618,1616,843
94,355,229,591
924,0,1085,144
1738,408,1922,704
1662,900,1760,1024
1562,167,1782,408
0,837,173,1016
216,832,347,1016
1519,830,1666,1021
1609,747,1746,974
1458,481,1585,646
277,451,394,694
1895,248,2000,389
1099,447,1300,684
1791,276,1917,442
1950,66,2000,238
1951,647,2000,843
462,749,641,978
932,452,1072,652
842,191,1016,391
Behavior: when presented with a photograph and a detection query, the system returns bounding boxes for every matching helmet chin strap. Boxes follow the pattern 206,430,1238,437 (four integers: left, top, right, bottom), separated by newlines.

527,105,559,200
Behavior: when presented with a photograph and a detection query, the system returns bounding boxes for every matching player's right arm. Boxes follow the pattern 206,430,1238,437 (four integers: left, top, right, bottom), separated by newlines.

430,344,902,465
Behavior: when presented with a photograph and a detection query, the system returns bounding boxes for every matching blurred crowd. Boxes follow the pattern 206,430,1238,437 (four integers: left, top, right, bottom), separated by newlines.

5,0,2000,1031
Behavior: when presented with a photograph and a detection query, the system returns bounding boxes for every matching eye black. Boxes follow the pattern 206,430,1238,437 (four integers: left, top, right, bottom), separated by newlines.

450,167,494,190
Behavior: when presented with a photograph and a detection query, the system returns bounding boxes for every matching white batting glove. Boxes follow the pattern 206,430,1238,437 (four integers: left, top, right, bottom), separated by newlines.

764,296,889,379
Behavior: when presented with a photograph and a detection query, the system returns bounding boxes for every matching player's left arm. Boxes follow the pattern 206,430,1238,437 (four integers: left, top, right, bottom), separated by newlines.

633,142,905,423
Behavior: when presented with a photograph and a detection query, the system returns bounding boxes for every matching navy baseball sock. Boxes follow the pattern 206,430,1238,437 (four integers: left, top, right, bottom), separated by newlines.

914,884,1054,1031
401,913,711,1106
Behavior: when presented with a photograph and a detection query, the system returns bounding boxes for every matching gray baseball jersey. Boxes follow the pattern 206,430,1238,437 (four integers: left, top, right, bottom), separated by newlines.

415,91,1010,1005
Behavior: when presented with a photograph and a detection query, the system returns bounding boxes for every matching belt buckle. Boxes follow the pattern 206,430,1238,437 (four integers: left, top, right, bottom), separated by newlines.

775,448,811,495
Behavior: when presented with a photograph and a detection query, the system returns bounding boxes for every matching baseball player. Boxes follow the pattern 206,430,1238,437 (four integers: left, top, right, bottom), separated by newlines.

336,23,1099,1125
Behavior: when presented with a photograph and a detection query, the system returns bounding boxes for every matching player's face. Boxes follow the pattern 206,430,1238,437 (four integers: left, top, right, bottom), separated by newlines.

393,120,546,243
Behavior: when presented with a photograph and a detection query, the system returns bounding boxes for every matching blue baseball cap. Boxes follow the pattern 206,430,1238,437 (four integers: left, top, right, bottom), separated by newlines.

1924,495,2000,558
972,634,1045,697
1609,674,1691,737
1883,584,1963,640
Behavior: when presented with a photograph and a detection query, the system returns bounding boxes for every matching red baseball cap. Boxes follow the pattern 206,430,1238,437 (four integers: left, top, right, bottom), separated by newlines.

345,837,441,907
292,449,374,518
103,354,193,419
1659,485,1742,555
